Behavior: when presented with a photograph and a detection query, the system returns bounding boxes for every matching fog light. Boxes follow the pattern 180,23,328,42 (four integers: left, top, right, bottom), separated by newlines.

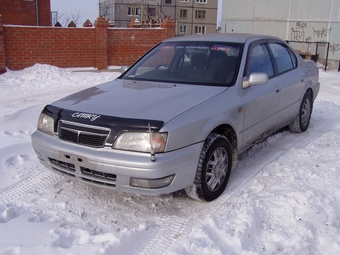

34,150,44,161
130,175,175,189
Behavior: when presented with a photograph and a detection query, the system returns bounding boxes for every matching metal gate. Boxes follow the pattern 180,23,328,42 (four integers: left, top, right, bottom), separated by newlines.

287,41,330,71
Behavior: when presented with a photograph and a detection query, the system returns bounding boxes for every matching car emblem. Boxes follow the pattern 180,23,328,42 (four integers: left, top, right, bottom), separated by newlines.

71,112,101,121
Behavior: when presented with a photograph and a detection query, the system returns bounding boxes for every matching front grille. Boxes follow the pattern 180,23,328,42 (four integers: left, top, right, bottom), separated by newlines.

58,121,110,148
80,167,117,187
81,167,117,181
49,157,76,178
48,157,117,188
49,157,76,171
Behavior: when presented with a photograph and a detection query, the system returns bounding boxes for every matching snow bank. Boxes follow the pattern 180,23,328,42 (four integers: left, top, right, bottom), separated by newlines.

0,65,340,255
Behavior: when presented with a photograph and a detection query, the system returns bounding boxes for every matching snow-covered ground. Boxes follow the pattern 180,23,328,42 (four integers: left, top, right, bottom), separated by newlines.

0,64,340,255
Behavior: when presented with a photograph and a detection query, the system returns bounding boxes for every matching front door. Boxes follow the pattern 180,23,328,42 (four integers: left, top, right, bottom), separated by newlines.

240,41,282,148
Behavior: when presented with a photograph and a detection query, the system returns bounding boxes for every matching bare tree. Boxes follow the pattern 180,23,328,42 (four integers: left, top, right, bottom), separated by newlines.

70,8,84,26
53,8,84,27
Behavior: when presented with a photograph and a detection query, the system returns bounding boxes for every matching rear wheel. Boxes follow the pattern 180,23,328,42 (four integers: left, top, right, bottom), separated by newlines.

185,133,232,202
289,90,313,133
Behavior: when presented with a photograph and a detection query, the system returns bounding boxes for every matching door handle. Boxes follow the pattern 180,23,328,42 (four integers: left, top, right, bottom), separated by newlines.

276,89,281,93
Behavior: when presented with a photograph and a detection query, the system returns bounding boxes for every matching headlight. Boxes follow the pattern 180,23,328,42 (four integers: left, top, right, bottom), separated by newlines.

113,132,167,153
37,113,54,135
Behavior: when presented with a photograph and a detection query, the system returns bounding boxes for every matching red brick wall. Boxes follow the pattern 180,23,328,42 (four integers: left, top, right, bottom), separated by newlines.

0,17,176,73
4,26,97,70
0,0,51,26
0,16,5,74
108,16,176,66
108,29,167,66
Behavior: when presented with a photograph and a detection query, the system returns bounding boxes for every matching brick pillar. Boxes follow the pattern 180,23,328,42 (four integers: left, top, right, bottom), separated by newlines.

0,15,6,74
162,16,176,39
95,17,109,70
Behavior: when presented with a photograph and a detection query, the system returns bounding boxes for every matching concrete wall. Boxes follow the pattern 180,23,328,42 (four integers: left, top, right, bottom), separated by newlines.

221,0,340,69
170,0,218,35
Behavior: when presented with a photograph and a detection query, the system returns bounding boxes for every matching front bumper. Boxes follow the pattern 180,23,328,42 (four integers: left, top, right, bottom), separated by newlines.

31,131,202,196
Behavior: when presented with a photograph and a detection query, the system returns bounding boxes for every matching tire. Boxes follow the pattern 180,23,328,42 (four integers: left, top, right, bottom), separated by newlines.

185,133,232,202
289,90,313,133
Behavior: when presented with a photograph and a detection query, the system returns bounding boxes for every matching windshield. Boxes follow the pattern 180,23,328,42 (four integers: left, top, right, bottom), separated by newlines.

121,41,243,86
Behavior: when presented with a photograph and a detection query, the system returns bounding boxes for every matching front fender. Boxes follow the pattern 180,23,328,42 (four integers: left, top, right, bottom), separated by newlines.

162,89,243,152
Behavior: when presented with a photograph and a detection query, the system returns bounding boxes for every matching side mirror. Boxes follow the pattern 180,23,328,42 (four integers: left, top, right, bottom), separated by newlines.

242,73,268,89
120,66,129,73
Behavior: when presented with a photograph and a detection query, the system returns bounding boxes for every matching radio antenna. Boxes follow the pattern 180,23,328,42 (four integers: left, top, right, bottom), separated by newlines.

148,123,156,162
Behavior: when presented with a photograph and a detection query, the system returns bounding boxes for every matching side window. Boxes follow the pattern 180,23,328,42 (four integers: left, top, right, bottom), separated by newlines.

246,44,274,78
268,43,297,74
288,48,297,68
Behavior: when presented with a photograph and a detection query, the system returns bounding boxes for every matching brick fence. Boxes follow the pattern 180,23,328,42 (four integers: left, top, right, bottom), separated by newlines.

0,16,176,74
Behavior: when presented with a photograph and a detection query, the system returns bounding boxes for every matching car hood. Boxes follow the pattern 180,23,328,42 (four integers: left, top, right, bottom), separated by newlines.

52,79,227,123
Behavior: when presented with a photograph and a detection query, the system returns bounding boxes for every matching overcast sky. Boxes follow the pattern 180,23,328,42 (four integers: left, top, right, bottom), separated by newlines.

51,0,99,25
51,0,222,26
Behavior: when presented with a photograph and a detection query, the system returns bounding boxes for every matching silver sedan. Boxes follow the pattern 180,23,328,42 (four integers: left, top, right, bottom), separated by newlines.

32,34,320,201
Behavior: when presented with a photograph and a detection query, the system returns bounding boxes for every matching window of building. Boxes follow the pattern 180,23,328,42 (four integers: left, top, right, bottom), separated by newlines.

181,0,188,2
196,0,207,3
180,9,188,18
148,8,156,16
165,0,172,4
100,5,115,20
179,25,187,34
194,26,206,34
195,10,206,19
128,7,141,16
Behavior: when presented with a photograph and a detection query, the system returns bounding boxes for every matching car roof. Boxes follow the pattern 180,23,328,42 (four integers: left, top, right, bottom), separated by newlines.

163,33,280,44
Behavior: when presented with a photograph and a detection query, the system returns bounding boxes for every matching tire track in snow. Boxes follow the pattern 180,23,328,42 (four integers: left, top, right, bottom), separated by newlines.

127,106,340,255
0,169,62,204
126,144,291,255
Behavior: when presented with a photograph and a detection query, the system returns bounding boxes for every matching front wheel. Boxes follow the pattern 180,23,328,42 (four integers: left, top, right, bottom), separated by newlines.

289,90,313,133
185,134,232,202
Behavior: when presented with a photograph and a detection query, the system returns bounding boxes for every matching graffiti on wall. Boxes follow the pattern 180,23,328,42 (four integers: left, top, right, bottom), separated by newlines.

330,43,340,54
291,22,307,41
313,27,332,39
291,22,332,43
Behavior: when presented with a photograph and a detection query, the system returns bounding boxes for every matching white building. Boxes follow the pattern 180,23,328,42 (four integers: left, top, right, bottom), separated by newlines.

221,0,340,69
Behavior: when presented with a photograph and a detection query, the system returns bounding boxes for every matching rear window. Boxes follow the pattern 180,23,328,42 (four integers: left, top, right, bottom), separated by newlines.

268,43,297,74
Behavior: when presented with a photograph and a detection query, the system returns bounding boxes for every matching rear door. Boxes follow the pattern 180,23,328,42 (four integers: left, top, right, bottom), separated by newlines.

267,41,306,123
